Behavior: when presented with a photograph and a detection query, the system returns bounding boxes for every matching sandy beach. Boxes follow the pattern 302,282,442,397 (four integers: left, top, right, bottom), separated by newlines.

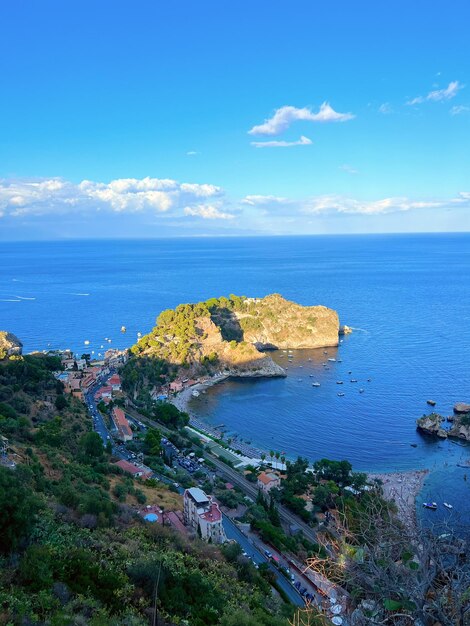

170,375,228,413
367,469,429,532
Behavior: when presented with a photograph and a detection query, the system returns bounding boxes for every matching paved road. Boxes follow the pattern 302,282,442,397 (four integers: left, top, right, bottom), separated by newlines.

222,516,304,607
85,399,305,606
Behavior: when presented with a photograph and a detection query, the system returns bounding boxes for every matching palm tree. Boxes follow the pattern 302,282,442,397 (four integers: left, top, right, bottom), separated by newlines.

281,455,286,469
275,451,280,468
260,452,266,465
269,450,274,465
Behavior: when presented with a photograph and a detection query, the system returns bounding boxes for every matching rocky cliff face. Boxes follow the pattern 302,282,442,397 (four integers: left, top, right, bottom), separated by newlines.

131,294,341,378
212,294,340,350
0,331,23,360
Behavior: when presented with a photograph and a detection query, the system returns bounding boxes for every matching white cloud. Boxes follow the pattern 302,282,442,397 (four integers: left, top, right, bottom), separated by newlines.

250,135,312,148
378,102,392,114
407,80,463,105
245,192,470,217
248,103,355,136
242,195,288,206
183,204,234,220
186,151,199,156
339,164,359,175
0,177,224,219
450,104,470,115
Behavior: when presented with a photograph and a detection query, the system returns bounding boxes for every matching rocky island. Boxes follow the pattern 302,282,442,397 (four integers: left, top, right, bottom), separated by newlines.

416,404,470,441
129,294,340,381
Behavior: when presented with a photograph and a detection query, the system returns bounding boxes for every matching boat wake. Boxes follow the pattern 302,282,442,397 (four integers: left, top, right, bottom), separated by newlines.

349,327,369,333
14,295,36,300
69,292,90,296
0,299,21,302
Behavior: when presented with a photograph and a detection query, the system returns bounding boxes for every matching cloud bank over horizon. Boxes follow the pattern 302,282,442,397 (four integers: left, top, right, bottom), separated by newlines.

1,176,469,239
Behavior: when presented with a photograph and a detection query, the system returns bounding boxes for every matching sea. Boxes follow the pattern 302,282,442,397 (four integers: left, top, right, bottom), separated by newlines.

1,234,470,531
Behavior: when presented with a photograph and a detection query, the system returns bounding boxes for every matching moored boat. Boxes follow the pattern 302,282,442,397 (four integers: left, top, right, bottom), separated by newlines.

422,502,437,510
312,382,321,387
443,502,453,509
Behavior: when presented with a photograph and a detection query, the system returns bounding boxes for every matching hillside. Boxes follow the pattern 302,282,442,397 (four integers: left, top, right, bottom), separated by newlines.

131,294,340,379
0,345,289,626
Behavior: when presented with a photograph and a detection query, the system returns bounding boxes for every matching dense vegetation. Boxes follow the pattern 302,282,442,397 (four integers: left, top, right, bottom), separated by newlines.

0,355,292,625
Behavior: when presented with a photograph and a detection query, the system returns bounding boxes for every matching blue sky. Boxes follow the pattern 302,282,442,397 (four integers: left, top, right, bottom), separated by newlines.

1,0,469,239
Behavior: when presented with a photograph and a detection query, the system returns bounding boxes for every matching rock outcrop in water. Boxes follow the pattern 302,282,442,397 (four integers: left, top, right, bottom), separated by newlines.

417,408,470,441
454,402,470,415
0,331,23,360
416,413,448,438
130,294,340,378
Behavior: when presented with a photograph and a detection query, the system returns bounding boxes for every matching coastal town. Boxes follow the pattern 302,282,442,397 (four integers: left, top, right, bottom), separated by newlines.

1,326,469,624
31,341,464,622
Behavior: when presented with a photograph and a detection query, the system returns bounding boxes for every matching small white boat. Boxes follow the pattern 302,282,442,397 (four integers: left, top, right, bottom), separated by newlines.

328,358,336,362
192,390,200,398
84,340,90,345
337,392,345,397
359,388,365,393
121,326,126,332
422,502,437,510
443,502,453,509
350,379,358,383
312,382,321,387
336,381,344,385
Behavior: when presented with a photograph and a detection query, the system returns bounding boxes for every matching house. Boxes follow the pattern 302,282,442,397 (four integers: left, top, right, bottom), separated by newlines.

169,381,184,393
94,385,113,402
257,471,281,493
112,407,133,442
80,374,95,392
183,487,226,544
75,359,87,371
64,377,83,400
108,374,122,392
113,459,152,479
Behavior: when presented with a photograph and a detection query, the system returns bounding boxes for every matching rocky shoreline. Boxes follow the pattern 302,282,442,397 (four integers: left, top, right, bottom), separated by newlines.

367,469,429,533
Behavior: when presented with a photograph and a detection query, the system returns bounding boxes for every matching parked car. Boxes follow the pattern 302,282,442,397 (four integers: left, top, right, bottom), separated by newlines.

264,549,273,559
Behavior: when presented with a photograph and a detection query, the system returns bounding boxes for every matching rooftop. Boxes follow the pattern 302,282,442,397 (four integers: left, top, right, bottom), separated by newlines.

257,471,280,485
186,487,210,504
199,502,222,523
113,459,152,477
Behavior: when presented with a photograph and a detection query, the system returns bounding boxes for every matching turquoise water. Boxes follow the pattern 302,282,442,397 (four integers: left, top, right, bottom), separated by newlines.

1,234,470,526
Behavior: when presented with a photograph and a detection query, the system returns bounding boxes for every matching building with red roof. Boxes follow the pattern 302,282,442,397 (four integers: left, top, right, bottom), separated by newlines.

108,374,122,391
183,487,226,544
113,459,152,479
112,407,133,442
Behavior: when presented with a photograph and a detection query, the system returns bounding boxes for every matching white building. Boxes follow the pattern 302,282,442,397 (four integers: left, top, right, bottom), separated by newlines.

183,487,226,544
